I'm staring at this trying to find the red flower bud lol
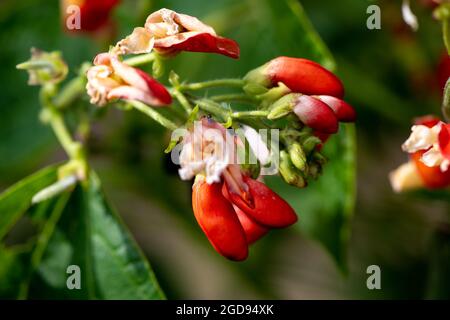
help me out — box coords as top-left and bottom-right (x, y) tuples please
(317, 95), (356, 122)
(292, 95), (339, 134)
(223, 176), (298, 228)
(411, 150), (450, 188)
(246, 56), (344, 98)
(192, 180), (248, 261)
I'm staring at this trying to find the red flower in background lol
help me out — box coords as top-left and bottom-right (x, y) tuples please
(390, 115), (450, 191)
(61, 0), (120, 33)
(113, 8), (239, 59)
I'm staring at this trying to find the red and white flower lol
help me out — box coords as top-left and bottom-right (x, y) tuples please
(86, 52), (172, 107)
(390, 116), (450, 191)
(113, 8), (240, 59)
(177, 119), (297, 260)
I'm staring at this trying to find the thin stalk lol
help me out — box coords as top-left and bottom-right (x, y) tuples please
(123, 53), (156, 67)
(127, 100), (178, 130)
(172, 89), (193, 114)
(211, 93), (258, 104)
(179, 78), (245, 91)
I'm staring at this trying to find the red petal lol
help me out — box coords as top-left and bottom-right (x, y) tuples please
(267, 57), (344, 98)
(413, 115), (441, 128)
(154, 32), (240, 59)
(317, 95), (356, 122)
(411, 150), (450, 188)
(65, 0), (120, 32)
(438, 123), (450, 160)
(293, 95), (339, 134)
(134, 68), (172, 105)
(223, 176), (298, 228)
(192, 180), (248, 261)
(233, 206), (269, 245)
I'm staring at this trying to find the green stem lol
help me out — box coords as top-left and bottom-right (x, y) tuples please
(232, 110), (268, 118)
(443, 19), (450, 56)
(211, 93), (258, 104)
(172, 89), (193, 114)
(193, 98), (230, 121)
(53, 76), (85, 109)
(47, 108), (82, 159)
(179, 78), (245, 91)
(123, 53), (156, 67)
(443, 77), (450, 122)
(127, 100), (178, 130)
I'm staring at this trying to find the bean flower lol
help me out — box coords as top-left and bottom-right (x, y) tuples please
(61, 0), (120, 33)
(86, 52), (172, 107)
(247, 56), (356, 138)
(113, 8), (240, 59)
(390, 116), (450, 192)
(178, 119), (297, 260)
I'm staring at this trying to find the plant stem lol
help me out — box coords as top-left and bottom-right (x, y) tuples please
(232, 110), (268, 118)
(53, 76), (85, 109)
(172, 89), (193, 114)
(123, 53), (156, 67)
(47, 108), (82, 159)
(193, 98), (230, 121)
(179, 78), (245, 91)
(211, 93), (258, 104)
(443, 78), (450, 122)
(127, 100), (178, 130)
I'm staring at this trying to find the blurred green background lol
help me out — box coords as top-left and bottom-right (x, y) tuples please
(0, 0), (449, 299)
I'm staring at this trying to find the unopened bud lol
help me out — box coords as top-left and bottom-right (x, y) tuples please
(279, 150), (306, 188)
(288, 143), (307, 172)
(17, 48), (68, 85)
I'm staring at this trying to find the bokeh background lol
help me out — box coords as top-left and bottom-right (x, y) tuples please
(0, 0), (449, 299)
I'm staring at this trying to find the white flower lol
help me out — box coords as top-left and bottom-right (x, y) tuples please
(178, 120), (235, 184)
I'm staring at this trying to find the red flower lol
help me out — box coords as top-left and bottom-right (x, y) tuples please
(114, 8), (239, 59)
(245, 56), (345, 98)
(61, 0), (120, 33)
(86, 53), (172, 106)
(390, 115), (450, 191)
(192, 175), (297, 261)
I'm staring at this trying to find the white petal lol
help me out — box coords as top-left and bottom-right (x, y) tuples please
(242, 125), (271, 165)
(402, 0), (418, 31)
(389, 161), (423, 193)
(402, 125), (438, 153)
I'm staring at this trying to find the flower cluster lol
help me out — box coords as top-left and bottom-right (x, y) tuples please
(82, 8), (355, 260)
(243, 56), (356, 187)
(390, 116), (450, 191)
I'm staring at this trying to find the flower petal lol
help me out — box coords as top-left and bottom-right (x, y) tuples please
(389, 161), (424, 192)
(412, 150), (450, 188)
(113, 27), (154, 55)
(317, 95), (356, 122)
(266, 57), (344, 98)
(438, 123), (450, 160)
(223, 176), (298, 228)
(293, 95), (339, 134)
(192, 180), (248, 261)
(154, 32), (240, 59)
(233, 205), (269, 245)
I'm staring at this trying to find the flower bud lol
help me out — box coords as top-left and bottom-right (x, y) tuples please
(316, 95), (356, 122)
(244, 56), (344, 98)
(288, 143), (307, 172)
(17, 48), (68, 85)
(279, 150), (307, 188)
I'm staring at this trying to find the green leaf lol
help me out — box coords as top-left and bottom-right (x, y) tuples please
(29, 172), (165, 300)
(265, 124), (357, 272)
(0, 164), (59, 240)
